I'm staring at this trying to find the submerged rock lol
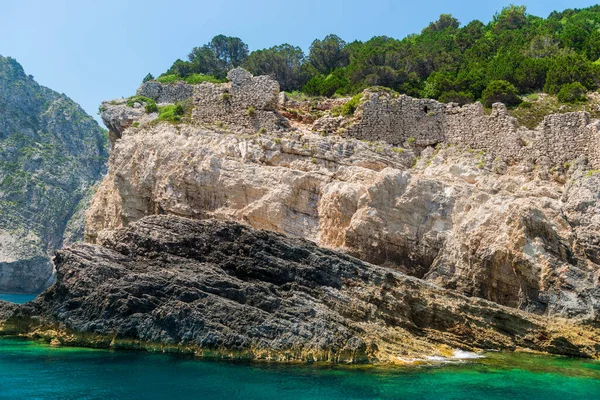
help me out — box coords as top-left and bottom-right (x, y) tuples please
(2, 215), (599, 362)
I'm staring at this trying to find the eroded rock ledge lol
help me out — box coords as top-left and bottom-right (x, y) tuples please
(1, 215), (599, 363)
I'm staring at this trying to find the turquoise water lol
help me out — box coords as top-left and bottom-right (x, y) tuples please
(0, 293), (37, 304)
(1, 338), (599, 399)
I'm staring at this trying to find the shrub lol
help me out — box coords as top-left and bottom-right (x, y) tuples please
(340, 93), (363, 117)
(246, 106), (256, 117)
(303, 73), (344, 97)
(145, 101), (159, 113)
(481, 80), (521, 107)
(557, 82), (587, 103)
(158, 104), (185, 123)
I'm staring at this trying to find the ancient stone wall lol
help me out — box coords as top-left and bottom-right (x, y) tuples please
(137, 81), (194, 104)
(136, 69), (289, 133)
(346, 91), (446, 147)
(192, 68), (289, 133)
(345, 91), (600, 168)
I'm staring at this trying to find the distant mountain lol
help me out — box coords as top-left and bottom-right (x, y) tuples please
(0, 55), (109, 293)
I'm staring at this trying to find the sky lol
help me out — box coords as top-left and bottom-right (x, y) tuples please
(1, 0), (598, 126)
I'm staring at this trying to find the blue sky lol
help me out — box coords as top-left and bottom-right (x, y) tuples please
(2, 0), (598, 126)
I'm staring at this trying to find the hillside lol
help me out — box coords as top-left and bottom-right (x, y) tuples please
(0, 56), (109, 293)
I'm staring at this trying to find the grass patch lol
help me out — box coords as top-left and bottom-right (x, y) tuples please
(285, 91), (312, 102)
(156, 73), (223, 85)
(156, 74), (182, 84)
(185, 73), (224, 84)
(158, 104), (185, 123)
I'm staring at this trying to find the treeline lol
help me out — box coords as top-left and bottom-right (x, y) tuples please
(149, 5), (600, 105)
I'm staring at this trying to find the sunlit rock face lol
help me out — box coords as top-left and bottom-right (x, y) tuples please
(91, 69), (600, 324)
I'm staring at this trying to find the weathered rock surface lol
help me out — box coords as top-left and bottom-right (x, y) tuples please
(86, 117), (600, 324)
(89, 69), (600, 339)
(2, 215), (599, 362)
(0, 56), (109, 293)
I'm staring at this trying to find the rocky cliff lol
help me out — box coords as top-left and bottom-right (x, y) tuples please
(89, 69), (600, 328)
(1, 215), (599, 362)
(0, 56), (109, 293)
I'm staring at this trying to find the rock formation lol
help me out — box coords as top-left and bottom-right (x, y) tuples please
(1, 215), (599, 362)
(0, 56), (109, 293)
(90, 69), (600, 327)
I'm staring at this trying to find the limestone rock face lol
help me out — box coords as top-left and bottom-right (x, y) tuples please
(3, 215), (599, 362)
(0, 56), (109, 293)
(89, 71), (600, 329)
(85, 118), (600, 324)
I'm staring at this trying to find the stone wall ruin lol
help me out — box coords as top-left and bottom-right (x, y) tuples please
(345, 90), (600, 168)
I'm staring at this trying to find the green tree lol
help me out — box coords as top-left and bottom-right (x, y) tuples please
(544, 53), (597, 93)
(422, 14), (460, 34)
(308, 34), (349, 74)
(187, 35), (249, 79)
(142, 73), (154, 83)
(207, 34), (249, 69)
(166, 59), (195, 77)
(187, 47), (223, 78)
(493, 5), (528, 32)
(244, 44), (308, 91)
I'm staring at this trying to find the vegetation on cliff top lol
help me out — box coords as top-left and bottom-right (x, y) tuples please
(149, 5), (600, 105)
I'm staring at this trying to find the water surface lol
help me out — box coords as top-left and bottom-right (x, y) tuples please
(0, 337), (599, 399)
(0, 293), (37, 304)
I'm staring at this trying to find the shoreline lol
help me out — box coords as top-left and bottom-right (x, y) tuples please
(1, 332), (592, 368)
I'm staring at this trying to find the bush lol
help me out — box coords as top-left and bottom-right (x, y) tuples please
(158, 103), (186, 123)
(557, 82), (587, 103)
(303, 73), (344, 97)
(340, 93), (363, 116)
(481, 80), (521, 107)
